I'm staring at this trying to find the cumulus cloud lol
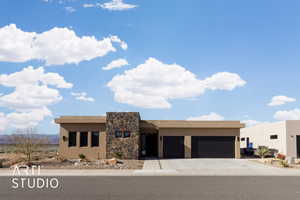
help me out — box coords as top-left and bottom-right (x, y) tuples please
(274, 108), (300, 120)
(101, 0), (137, 11)
(83, 4), (95, 8)
(242, 120), (265, 127)
(0, 24), (127, 66)
(84, 0), (137, 11)
(6, 108), (52, 129)
(187, 113), (224, 121)
(0, 66), (72, 131)
(107, 57), (246, 108)
(71, 92), (95, 102)
(65, 6), (76, 13)
(268, 95), (296, 106)
(102, 58), (129, 70)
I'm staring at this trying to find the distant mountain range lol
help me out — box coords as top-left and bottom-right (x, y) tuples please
(0, 134), (59, 144)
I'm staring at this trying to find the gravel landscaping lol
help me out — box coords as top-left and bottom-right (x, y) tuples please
(0, 152), (144, 170)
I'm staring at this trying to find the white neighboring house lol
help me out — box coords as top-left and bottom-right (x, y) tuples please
(240, 120), (300, 158)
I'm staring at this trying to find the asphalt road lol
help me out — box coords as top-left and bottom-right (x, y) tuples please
(0, 176), (300, 200)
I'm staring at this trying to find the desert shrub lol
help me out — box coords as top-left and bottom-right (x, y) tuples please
(9, 128), (49, 162)
(255, 146), (271, 159)
(280, 160), (289, 168)
(78, 154), (86, 160)
(276, 153), (286, 160)
(114, 152), (123, 159)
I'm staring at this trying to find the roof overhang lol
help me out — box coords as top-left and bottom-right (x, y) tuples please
(143, 120), (245, 129)
(55, 116), (245, 129)
(55, 116), (106, 124)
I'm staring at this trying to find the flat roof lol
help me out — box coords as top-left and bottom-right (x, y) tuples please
(142, 120), (244, 129)
(55, 116), (106, 124)
(55, 116), (245, 128)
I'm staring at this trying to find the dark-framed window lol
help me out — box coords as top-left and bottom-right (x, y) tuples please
(91, 132), (100, 147)
(115, 131), (122, 138)
(124, 131), (131, 138)
(270, 135), (278, 140)
(241, 137), (245, 141)
(68, 132), (77, 147)
(80, 132), (88, 147)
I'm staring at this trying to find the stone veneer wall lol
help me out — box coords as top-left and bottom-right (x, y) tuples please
(106, 112), (140, 159)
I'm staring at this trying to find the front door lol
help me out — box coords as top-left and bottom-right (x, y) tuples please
(297, 136), (300, 158)
(145, 134), (158, 157)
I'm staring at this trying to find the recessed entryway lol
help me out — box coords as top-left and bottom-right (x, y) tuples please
(297, 136), (300, 158)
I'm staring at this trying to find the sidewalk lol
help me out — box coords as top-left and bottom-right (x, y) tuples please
(2, 167), (300, 176)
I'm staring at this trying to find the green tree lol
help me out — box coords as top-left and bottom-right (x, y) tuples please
(255, 146), (270, 159)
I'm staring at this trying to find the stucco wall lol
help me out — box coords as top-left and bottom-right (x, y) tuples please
(286, 120), (300, 157)
(240, 121), (286, 154)
(58, 123), (106, 160)
(158, 128), (240, 136)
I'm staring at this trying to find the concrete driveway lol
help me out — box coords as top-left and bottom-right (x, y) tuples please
(157, 159), (300, 176)
(160, 159), (272, 170)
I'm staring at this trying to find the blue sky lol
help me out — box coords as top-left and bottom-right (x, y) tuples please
(0, 0), (300, 134)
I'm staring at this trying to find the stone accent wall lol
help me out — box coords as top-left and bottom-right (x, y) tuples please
(106, 112), (140, 159)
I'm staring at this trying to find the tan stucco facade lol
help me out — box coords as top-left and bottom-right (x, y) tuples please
(56, 114), (244, 160)
(58, 123), (106, 159)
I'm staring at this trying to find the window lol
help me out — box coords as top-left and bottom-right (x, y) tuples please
(241, 137), (245, 141)
(270, 135), (278, 140)
(68, 132), (77, 147)
(91, 132), (100, 147)
(115, 130), (122, 138)
(80, 132), (88, 147)
(124, 131), (131, 138)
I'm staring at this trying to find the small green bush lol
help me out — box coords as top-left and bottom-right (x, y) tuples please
(280, 160), (289, 168)
(255, 146), (271, 159)
(78, 154), (86, 160)
(114, 152), (123, 159)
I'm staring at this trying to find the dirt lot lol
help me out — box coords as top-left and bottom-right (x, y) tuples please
(0, 152), (144, 170)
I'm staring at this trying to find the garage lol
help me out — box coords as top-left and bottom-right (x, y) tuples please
(163, 136), (184, 158)
(192, 136), (235, 158)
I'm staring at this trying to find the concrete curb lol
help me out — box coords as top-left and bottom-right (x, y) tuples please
(2, 168), (300, 176)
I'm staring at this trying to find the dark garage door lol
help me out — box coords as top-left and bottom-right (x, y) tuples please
(192, 136), (235, 158)
(163, 136), (184, 158)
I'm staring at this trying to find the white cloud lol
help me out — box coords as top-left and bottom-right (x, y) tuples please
(107, 57), (246, 109)
(187, 113), (225, 121)
(101, 0), (137, 11)
(0, 66), (72, 89)
(83, 0), (137, 11)
(274, 108), (300, 120)
(268, 95), (296, 106)
(0, 66), (72, 131)
(83, 4), (95, 8)
(71, 92), (95, 102)
(65, 6), (76, 13)
(0, 66), (72, 111)
(6, 108), (52, 129)
(0, 24), (127, 66)
(242, 120), (263, 127)
(102, 58), (129, 70)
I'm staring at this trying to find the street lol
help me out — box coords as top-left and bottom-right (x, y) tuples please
(0, 176), (300, 200)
